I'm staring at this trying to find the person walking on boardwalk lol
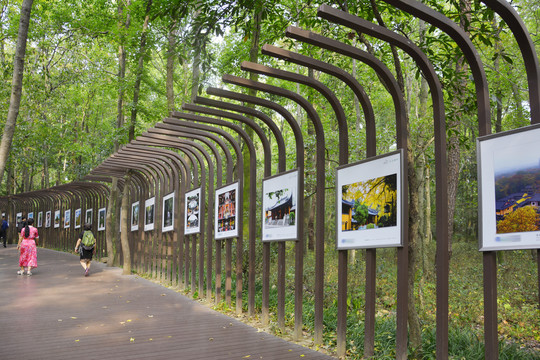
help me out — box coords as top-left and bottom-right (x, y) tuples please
(1, 215), (8, 247)
(74, 224), (96, 276)
(17, 218), (38, 276)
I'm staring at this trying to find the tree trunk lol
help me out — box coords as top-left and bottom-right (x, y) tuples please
(115, 0), (131, 151)
(166, 19), (177, 113)
(190, 2), (202, 103)
(447, 0), (472, 254)
(120, 172), (132, 275)
(22, 165), (29, 193)
(0, 0), (33, 184)
(129, 0), (152, 142)
(43, 151), (49, 189)
(306, 67), (316, 251)
(106, 177), (119, 266)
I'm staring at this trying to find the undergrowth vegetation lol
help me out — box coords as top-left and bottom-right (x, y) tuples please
(226, 240), (539, 359)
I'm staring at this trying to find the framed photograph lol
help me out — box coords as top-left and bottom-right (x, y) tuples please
(144, 197), (155, 231)
(478, 124), (540, 251)
(262, 169), (299, 241)
(85, 208), (93, 225)
(28, 212), (34, 220)
(336, 150), (403, 250)
(131, 201), (139, 231)
(54, 210), (60, 228)
(16, 212), (22, 225)
(64, 209), (71, 229)
(215, 182), (239, 240)
(37, 212), (43, 228)
(98, 207), (106, 231)
(162, 192), (175, 233)
(74, 208), (82, 229)
(185, 188), (201, 235)
(45, 211), (51, 228)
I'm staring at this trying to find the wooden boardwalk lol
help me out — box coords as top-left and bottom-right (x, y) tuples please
(0, 246), (334, 360)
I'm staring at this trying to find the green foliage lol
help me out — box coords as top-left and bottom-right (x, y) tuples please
(352, 202), (368, 226)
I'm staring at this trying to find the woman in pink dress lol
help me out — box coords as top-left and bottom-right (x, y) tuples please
(17, 218), (38, 276)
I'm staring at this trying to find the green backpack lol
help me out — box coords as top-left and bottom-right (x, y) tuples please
(81, 230), (96, 249)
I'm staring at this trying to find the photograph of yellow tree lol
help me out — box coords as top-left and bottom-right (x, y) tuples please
(342, 174), (398, 231)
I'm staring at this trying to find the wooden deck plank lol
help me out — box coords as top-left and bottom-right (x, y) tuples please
(0, 246), (334, 360)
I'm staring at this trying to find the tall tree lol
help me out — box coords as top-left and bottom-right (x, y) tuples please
(129, 0), (153, 142)
(0, 0), (33, 185)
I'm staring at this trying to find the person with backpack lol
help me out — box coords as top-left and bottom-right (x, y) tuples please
(74, 223), (96, 276)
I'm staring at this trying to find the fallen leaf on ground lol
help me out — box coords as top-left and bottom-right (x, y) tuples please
(130, 337), (135, 342)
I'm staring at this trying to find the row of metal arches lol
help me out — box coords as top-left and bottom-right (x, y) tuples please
(2, 2), (539, 359)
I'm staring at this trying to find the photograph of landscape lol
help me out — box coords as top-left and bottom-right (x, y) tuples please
(341, 174), (398, 232)
(494, 150), (540, 234)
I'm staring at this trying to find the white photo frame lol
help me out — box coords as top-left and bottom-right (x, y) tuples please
(131, 201), (139, 232)
(45, 211), (52, 228)
(185, 188), (201, 235)
(37, 211), (43, 228)
(262, 169), (299, 241)
(64, 209), (71, 229)
(16, 212), (22, 225)
(98, 207), (106, 231)
(478, 124), (540, 251)
(336, 150), (403, 250)
(162, 192), (175, 233)
(144, 197), (155, 231)
(74, 208), (82, 229)
(28, 212), (34, 220)
(85, 208), (93, 225)
(54, 210), (60, 228)
(215, 182), (239, 240)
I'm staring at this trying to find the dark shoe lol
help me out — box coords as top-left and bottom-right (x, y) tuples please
(84, 268), (89, 277)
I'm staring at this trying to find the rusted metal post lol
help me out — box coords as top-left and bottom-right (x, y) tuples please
(148, 124), (233, 304)
(181, 103), (270, 315)
(286, 25), (408, 357)
(205, 87), (306, 339)
(260, 42), (380, 356)
(222, 73), (328, 343)
(163, 117), (244, 313)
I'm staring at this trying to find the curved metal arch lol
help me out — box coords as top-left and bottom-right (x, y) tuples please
(285, 26), (407, 153)
(240, 61), (349, 165)
(261, 44), (376, 157)
(152, 124), (234, 184)
(383, 0), (491, 134)
(182, 103), (272, 177)
(193, 96), (286, 172)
